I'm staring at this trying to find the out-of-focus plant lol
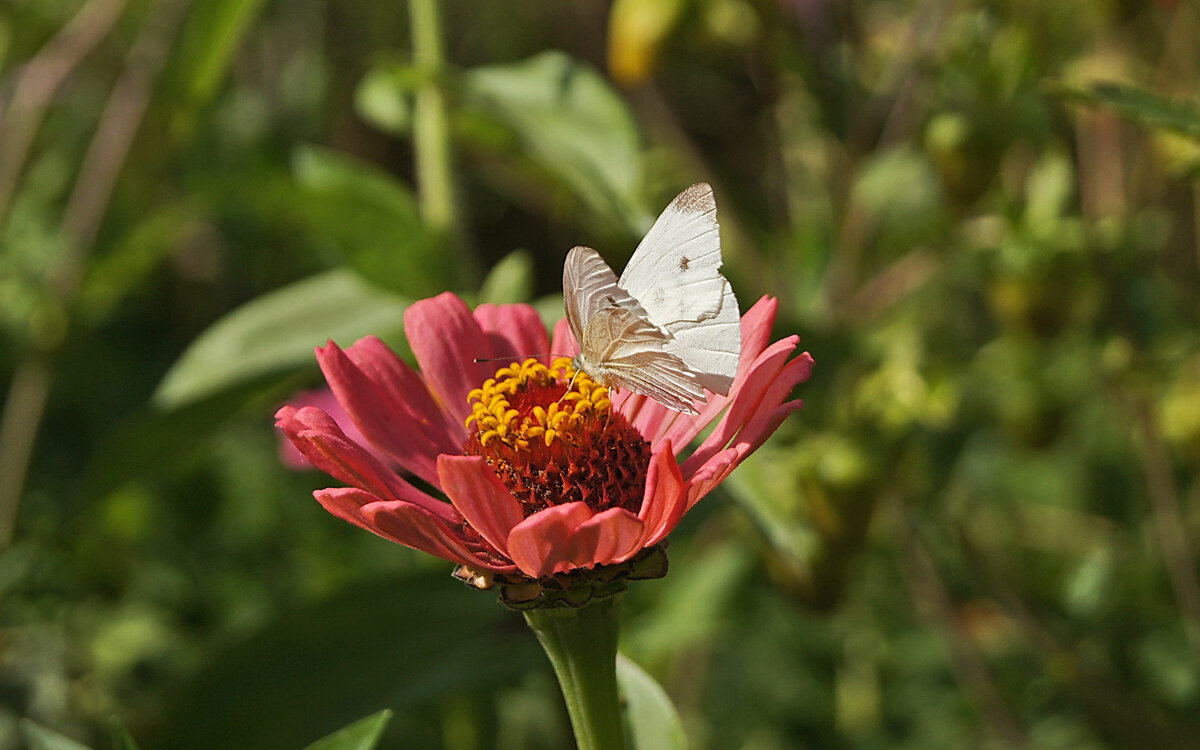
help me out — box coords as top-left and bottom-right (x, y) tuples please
(5, 0), (1200, 748)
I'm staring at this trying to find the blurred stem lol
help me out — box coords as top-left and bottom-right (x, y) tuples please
(0, 0), (129, 231)
(897, 505), (1026, 747)
(0, 0), (190, 549)
(524, 596), (628, 750)
(56, 0), (192, 297)
(1132, 397), (1200, 663)
(0, 360), (51, 547)
(409, 0), (455, 236)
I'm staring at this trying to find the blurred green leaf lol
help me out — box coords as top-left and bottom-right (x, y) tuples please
(78, 203), (197, 325)
(291, 145), (456, 296)
(618, 654), (688, 750)
(109, 721), (140, 750)
(302, 710), (393, 750)
(18, 721), (94, 750)
(624, 544), (754, 671)
(463, 51), (646, 233)
(173, 0), (270, 110)
(723, 445), (816, 571)
(479, 249), (534, 304)
(85, 372), (294, 500)
(354, 61), (424, 136)
(153, 269), (409, 408)
(1051, 81), (1200, 140)
(151, 572), (542, 750)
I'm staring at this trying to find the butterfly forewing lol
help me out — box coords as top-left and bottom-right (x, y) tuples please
(620, 184), (723, 323)
(561, 184), (743, 413)
(617, 183), (741, 395)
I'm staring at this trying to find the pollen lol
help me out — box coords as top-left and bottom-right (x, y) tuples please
(464, 357), (651, 517)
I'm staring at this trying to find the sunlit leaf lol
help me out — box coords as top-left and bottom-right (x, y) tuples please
(153, 269), (409, 408)
(302, 710), (393, 750)
(618, 654), (688, 750)
(479, 249), (534, 304)
(463, 51), (647, 233)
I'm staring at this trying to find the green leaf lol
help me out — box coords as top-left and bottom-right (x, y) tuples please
(479, 249), (534, 304)
(154, 269), (409, 408)
(354, 61), (425, 136)
(618, 654), (688, 750)
(150, 572), (543, 750)
(18, 720), (95, 750)
(291, 145), (458, 296)
(1050, 81), (1200, 140)
(463, 51), (647, 233)
(174, 0), (270, 109)
(302, 710), (393, 750)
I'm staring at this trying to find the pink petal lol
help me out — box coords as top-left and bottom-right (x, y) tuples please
(316, 339), (460, 488)
(607, 296), (784, 450)
(681, 344), (814, 479)
(314, 485), (464, 537)
(278, 388), (385, 469)
(615, 390), (700, 449)
(683, 444), (750, 511)
(344, 335), (466, 443)
(276, 405), (455, 522)
(637, 443), (689, 548)
(404, 292), (498, 426)
(335, 491), (517, 572)
(550, 317), (580, 358)
(437, 455), (525, 558)
(654, 296), (785, 450)
(738, 296), (782, 368)
(506, 502), (595, 578)
(474, 304), (551, 362)
(567, 508), (645, 567)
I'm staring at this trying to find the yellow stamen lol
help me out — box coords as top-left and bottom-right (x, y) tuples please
(463, 357), (610, 450)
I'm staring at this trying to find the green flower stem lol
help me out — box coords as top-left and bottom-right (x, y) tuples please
(408, 0), (455, 235)
(523, 595), (628, 750)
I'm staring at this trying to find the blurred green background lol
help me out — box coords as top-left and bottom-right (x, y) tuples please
(4, 0), (1200, 748)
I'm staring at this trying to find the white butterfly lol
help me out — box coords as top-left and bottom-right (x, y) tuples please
(563, 183), (742, 415)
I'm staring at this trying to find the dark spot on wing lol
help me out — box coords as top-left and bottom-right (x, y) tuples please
(679, 256), (690, 271)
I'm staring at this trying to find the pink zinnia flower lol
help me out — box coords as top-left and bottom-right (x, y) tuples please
(275, 292), (812, 587)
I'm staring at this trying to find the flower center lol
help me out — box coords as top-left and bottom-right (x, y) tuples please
(464, 357), (652, 517)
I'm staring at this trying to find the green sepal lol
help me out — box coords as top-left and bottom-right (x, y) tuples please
(452, 544), (670, 610)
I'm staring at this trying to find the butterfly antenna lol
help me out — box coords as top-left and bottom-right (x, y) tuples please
(473, 353), (560, 364)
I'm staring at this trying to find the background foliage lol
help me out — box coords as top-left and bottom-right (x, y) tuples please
(3, 0), (1200, 747)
